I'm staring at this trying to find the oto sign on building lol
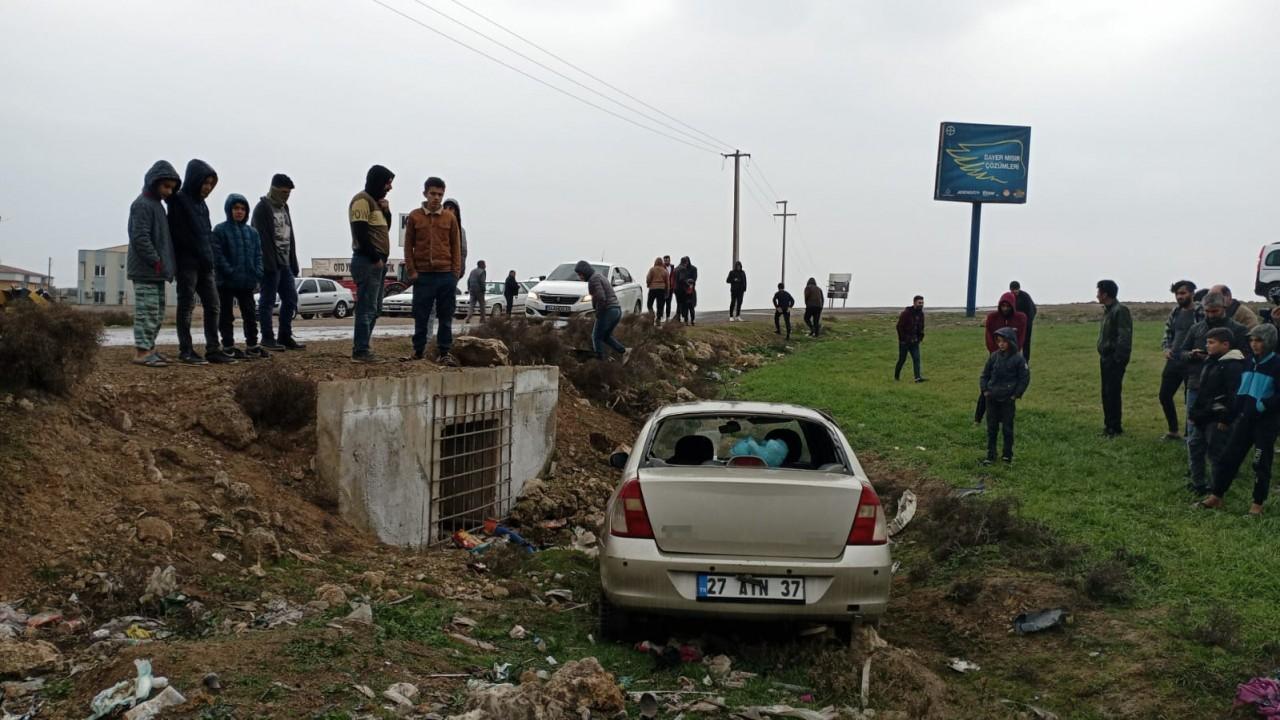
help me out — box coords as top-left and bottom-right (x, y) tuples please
(933, 122), (1032, 316)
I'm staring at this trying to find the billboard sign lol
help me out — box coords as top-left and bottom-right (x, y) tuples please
(827, 273), (851, 299)
(934, 122), (1031, 203)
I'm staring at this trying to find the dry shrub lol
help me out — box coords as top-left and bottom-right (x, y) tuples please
(1082, 557), (1136, 605)
(920, 495), (1057, 561)
(809, 646), (951, 718)
(1184, 604), (1241, 649)
(0, 302), (102, 395)
(233, 365), (317, 431)
(945, 578), (984, 605)
(97, 309), (133, 327)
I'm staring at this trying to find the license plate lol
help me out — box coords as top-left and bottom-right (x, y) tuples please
(696, 574), (805, 604)
(546, 305), (573, 313)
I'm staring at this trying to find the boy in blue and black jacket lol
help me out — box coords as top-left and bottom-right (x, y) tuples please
(212, 194), (267, 359)
(1185, 327), (1244, 494)
(980, 326), (1030, 464)
(1204, 323), (1280, 516)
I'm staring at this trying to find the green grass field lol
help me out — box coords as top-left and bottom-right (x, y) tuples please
(732, 312), (1280, 705)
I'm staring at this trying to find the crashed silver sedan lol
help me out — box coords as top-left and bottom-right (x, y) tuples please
(599, 401), (892, 638)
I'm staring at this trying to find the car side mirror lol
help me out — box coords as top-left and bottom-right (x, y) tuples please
(609, 451), (629, 469)
(612, 277), (624, 287)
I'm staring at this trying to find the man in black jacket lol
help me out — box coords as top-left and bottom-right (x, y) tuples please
(503, 271), (519, 315)
(349, 165), (395, 362)
(1158, 280), (1200, 440)
(726, 261), (746, 322)
(252, 174), (303, 351)
(1008, 281), (1037, 362)
(169, 159), (233, 364)
(772, 283), (794, 339)
(1185, 327), (1244, 494)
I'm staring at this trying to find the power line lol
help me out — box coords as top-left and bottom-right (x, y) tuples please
(447, 0), (736, 150)
(406, 0), (723, 153)
(740, 174), (773, 216)
(746, 158), (782, 200)
(367, 0), (720, 155)
(741, 167), (774, 216)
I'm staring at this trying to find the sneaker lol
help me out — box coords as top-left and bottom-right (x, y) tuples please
(436, 352), (460, 367)
(980, 458), (994, 466)
(281, 338), (307, 351)
(914, 377), (928, 383)
(401, 351), (426, 362)
(246, 345), (271, 359)
(206, 350), (238, 364)
(351, 352), (378, 364)
(178, 350), (208, 365)
(226, 347), (249, 360)
(261, 340), (285, 351)
(1161, 432), (1182, 441)
(1001, 456), (1013, 464)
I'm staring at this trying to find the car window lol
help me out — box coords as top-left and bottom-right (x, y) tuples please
(644, 414), (845, 471)
(298, 279), (318, 294)
(318, 279), (336, 292)
(618, 267), (633, 283)
(521, 282), (535, 292)
(546, 263), (608, 281)
(1267, 250), (1280, 267)
(486, 282), (504, 295)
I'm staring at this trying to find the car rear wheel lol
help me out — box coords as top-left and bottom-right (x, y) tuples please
(300, 313), (314, 320)
(598, 593), (634, 642)
(334, 301), (349, 319)
(491, 303), (504, 317)
(633, 300), (642, 315)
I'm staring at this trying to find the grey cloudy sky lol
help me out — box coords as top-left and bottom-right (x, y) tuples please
(1, 0), (1276, 310)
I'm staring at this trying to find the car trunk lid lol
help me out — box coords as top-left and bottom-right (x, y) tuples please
(638, 467), (859, 559)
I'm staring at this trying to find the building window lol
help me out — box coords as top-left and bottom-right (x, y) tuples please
(118, 291), (126, 305)
(93, 291), (105, 304)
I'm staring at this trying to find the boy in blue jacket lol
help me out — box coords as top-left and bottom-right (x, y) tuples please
(1202, 323), (1280, 516)
(980, 326), (1030, 464)
(212, 194), (268, 359)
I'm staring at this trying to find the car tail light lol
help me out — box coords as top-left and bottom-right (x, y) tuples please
(610, 477), (654, 539)
(848, 482), (887, 545)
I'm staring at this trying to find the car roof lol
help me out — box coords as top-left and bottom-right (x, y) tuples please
(651, 401), (835, 425)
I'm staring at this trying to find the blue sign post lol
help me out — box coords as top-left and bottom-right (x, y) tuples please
(934, 122), (1031, 317)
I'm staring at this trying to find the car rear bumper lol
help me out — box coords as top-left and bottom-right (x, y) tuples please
(600, 535), (892, 622)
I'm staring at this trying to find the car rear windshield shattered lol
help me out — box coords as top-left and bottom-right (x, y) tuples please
(645, 415), (847, 471)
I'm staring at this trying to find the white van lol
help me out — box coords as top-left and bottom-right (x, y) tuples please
(1256, 242), (1280, 298)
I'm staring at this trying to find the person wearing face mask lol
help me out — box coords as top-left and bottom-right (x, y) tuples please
(252, 174), (302, 351)
(349, 164), (395, 363)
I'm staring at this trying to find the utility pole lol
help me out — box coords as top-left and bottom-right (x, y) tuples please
(722, 150), (750, 265)
(773, 201), (796, 287)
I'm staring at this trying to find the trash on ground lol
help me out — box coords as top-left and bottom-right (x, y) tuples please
(952, 482), (986, 499)
(123, 686), (186, 720)
(1013, 608), (1070, 634)
(637, 691), (660, 718)
(1234, 676), (1280, 716)
(451, 530), (490, 553)
(91, 617), (170, 644)
(508, 625), (527, 640)
(887, 490), (917, 537)
(344, 603), (373, 625)
(947, 658), (981, 673)
(253, 599), (307, 629)
(545, 655), (557, 666)
(458, 657), (625, 719)
(544, 589), (573, 604)
(88, 659), (169, 720)
(484, 522), (537, 553)
(538, 519), (568, 530)
(352, 684), (375, 699)
(448, 633), (497, 651)
(999, 699), (1060, 719)
(736, 705), (839, 720)
(201, 673), (222, 693)
(569, 528), (599, 557)
(492, 663), (512, 682)
(210, 552), (226, 563)
(450, 615), (478, 630)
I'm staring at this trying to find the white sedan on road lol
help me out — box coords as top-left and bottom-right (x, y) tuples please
(255, 278), (354, 320)
(380, 281), (536, 318)
(598, 401), (892, 640)
(526, 262), (643, 320)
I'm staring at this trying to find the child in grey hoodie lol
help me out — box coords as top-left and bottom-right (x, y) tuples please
(980, 326), (1031, 463)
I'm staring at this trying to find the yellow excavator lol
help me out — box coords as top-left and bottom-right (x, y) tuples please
(0, 285), (50, 310)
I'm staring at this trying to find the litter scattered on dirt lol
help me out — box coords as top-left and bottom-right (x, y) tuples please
(887, 489), (917, 537)
(1234, 676), (1280, 716)
(1013, 608), (1071, 634)
(454, 656), (625, 720)
(947, 658), (981, 673)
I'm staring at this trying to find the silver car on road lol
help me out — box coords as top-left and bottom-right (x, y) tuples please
(599, 401), (891, 639)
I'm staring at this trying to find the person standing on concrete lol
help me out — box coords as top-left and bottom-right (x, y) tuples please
(169, 159), (233, 364)
(466, 260), (487, 323)
(576, 260), (629, 362)
(662, 255), (676, 322)
(252, 174), (303, 352)
(803, 277), (823, 337)
(1097, 279), (1133, 437)
(1158, 280), (1200, 440)
(212, 194), (267, 359)
(895, 295), (926, 382)
(443, 199), (467, 269)
(349, 164), (395, 362)
(127, 160), (181, 368)
(1211, 284), (1259, 329)
(773, 283), (794, 339)
(645, 257), (668, 324)
(503, 270), (519, 316)
(1008, 281), (1038, 362)
(726, 261), (747, 323)
(403, 176), (462, 365)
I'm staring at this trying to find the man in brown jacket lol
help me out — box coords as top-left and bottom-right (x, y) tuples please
(403, 177), (462, 364)
(645, 256), (668, 325)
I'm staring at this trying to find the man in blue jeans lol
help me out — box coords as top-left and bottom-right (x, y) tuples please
(251, 174), (304, 351)
(402, 177), (463, 365)
(576, 260), (630, 363)
(349, 165), (395, 362)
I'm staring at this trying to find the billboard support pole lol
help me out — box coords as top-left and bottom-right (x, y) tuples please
(965, 202), (982, 318)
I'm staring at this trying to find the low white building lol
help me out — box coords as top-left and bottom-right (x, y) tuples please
(77, 245), (177, 307)
(0, 263), (52, 291)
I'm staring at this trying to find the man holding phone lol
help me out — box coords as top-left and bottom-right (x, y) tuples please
(1178, 290), (1247, 473)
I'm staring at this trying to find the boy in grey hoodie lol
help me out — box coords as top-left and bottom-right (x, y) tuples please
(980, 326), (1030, 464)
(127, 161), (181, 367)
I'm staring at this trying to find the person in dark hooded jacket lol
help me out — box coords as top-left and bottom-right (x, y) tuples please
(674, 257), (698, 325)
(127, 160), (181, 367)
(1201, 323), (1280, 516)
(212, 194), (266, 359)
(168, 159), (233, 364)
(726, 262), (746, 322)
(576, 260), (629, 362)
(980, 326), (1030, 464)
(349, 164), (395, 362)
(1008, 281), (1037, 361)
(1184, 327), (1244, 494)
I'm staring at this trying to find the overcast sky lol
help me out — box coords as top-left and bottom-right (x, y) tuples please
(2, 0), (1277, 310)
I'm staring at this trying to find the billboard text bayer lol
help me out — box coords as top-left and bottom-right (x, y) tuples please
(934, 122), (1031, 204)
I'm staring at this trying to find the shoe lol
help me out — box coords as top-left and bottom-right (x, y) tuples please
(1001, 456), (1013, 464)
(774, 329), (781, 335)
(894, 376), (900, 382)
(980, 458), (994, 466)
(914, 377), (927, 383)
(281, 338), (307, 351)
(1186, 483), (1210, 496)
(178, 350), (208, 365)
(206, 350), (237, 364)
(351, 352), (378, 364)
(1161, 432), (1182, 441)
(246, 345), (271, 359)
(400, 351), (425, 362)
(153, 351), (173, 363)
(436, 352), (460, 367)
(261, 340), (285, 351)
(226, 347), (249, 360)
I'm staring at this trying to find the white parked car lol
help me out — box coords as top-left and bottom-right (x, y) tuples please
(1256, 242), (1280, 298)
(526, 262), (643, 320)
(380, 281), (536, 318)
(255, 278), (353, 320)
(598, 401), (892, 640)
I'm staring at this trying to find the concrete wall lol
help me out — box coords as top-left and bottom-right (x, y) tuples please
(316, 366), (559, 547)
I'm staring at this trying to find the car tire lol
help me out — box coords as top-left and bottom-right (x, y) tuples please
(334, 301), (349, 319)
(633, 300), (642, 315)
(1260, 282), (1279, 300)
(598, 593), (633, 642)
(492, 303), (504, 317)
(300, 313), (314, 320)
